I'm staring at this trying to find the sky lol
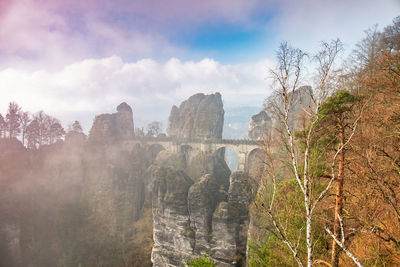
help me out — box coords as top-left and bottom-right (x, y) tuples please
(0, 0), (399, 131)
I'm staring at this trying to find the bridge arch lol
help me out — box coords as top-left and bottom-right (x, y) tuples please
(124, 138), (260, 172)
(214, 146), (239, 171)
(148, 143), (166, 159)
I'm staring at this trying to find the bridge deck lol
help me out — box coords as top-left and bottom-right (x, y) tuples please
(131, 136), (259, 146)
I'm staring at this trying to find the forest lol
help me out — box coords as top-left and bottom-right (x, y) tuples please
(249, 17), (400, 267)
(0, 16), (399, 267)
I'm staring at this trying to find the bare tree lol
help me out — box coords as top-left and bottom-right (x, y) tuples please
(0, 114), (5, 138)
(49, 121), (65, 144)
(261, 40), (363, 267)
(34, 111), (61, 145)
(146, 121), (162, 137)
(134, 127), (145, 137)
(29, 111), (65, 146)
(26, 119), (40, 149)
(19, 111), (31, 146)
(33, 111), (48, 145)
(6, 102), (21, 139)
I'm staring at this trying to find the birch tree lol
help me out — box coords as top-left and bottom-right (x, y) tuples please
(258, 40), (362, 267)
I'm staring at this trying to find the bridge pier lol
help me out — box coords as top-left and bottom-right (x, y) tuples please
(237, 152), (247, 172)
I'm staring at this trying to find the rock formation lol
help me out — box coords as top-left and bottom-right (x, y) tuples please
(289, 85), (313, 131)
(88, 102), (134, 143)
(152, 93), (252, 266)
(167, 93), (224, 139)
(84, 103), (157, 265)
(211, 171), (252, 266)
(0, 96), (259, 267)
(151, 167), (194, 266)
(151, 166), (252, 266)
(262, 86), (313, 139)
(248, 110), (272, 140)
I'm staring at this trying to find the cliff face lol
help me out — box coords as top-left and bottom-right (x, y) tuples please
(84, 103), (156, 266)
(167, 93), (224, 139)
(152, 93), (252, 266)
(151, 167), (194, 266)
(86, 103), (146, 230)
(151, 165), (252, 266)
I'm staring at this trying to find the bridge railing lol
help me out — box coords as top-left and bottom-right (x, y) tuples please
(131, 136), (259, 146)
(216, 138), (259, 146)
(132, 136), (173, 142)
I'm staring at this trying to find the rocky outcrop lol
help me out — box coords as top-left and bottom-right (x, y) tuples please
(152, 92), (255, 266)
(261, 86), (313, 139)
(167, 93), (224, 139)
(209, 171), (252, 266)
(188, 174), (227, 254)
(248, 111), (271, 140)
(83, 103), (164, 266)
(151, 151), (252, 266)
(151, 167), (194, 266)
(186, 150), (231, 185)
(88, 102), (134, 144)
(85, 103), (149, 232)
(289, 86), (313, 131)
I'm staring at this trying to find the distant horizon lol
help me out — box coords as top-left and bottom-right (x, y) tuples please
(0, 95), (263, 139)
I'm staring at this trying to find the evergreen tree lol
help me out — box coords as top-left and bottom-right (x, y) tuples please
(71, 120), (83, 133)
(317, 90), (360, 266)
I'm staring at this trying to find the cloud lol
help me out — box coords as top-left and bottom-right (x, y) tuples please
(1, 0), (397, 133)
(55, 0), (266, 25)
(0, 56), (274, 131)
(1, 0), (398, 69)
(0, 0), (276, 68)
(0, 0), (85, 67)
(0, 0), (185, 68)
(271, 0), (400, 53)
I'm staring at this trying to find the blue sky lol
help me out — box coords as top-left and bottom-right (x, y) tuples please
(182, 20), (270, 63)
(0, 0), (399, 130)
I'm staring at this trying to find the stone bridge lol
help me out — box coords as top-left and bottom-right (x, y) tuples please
(125, 137), (261, 171)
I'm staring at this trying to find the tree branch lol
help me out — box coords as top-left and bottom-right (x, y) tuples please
(325, 228), (363, 267)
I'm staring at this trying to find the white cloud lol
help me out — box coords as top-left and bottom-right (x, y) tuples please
(0, 57), (274, 131)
